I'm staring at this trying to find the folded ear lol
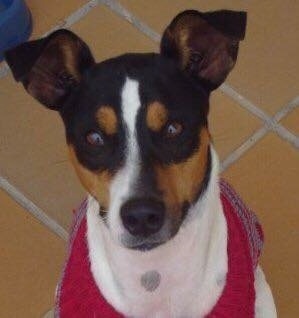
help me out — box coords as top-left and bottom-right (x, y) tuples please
(160, 10), (247, 91)
(5, 29), (95, 110)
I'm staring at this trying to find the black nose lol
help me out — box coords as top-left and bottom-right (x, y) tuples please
(120, 199), (165, 237)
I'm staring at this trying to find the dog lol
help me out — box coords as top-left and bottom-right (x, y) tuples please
(5, 9), (277, 318)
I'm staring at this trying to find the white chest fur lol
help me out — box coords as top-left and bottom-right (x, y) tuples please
(86, 148), (228, 317)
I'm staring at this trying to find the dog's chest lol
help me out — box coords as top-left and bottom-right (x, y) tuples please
(108, 255), (225, 318)
(117, 273), (225, 318)
(87, 186), (229, 318)
(56, 179), (263, 318)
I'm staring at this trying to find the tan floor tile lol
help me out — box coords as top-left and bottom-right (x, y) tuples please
(209, 91), (262, 160)
(0, 189), (65, 318)
(119, 0), (242, 34)
(281, 106), (299, 137)
(119, 0), (299, 114)
(27, 0), (86, 38)
(223, 133), (299, 317)
(0, 74), (85, 229)
(70, 5), (157, 61)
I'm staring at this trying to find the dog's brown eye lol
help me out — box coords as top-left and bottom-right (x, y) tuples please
(86, 131), (104, 146)
(165, 122), (183, 138)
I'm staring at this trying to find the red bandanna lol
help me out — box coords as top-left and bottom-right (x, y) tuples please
(55, 180), (263, 317)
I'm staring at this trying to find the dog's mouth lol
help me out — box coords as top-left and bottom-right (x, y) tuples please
(119, 221), (180, 252)
(120, 232), (170, 252)
(125, 241), (164, 251)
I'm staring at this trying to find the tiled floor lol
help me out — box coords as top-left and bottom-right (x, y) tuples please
(0, 1), (298, 317)
(0, 189), (65, 318)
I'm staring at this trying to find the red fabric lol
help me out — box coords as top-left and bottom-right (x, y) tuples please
(55, 212), (122, 317)
(55, 181), (263, 317)
(206, 189), (255, 317)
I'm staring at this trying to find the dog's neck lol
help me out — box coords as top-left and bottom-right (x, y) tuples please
(86, 147), (228, 317)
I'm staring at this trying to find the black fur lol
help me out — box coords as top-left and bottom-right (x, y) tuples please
(60, 53), (209, 176)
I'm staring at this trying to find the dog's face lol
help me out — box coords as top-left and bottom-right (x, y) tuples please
(6, 10), (246, 250)
(64, 56), (211, 250)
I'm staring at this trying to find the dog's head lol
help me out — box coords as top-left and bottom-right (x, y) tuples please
(6, 10), (246, 251)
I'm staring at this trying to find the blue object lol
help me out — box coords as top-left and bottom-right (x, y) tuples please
(0, 0), (32, 61)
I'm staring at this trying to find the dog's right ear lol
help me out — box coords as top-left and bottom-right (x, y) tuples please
(5, 29), (95, 110)
(160, 10), (247, 92)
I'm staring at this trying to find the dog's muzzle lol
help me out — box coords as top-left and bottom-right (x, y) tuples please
(120, 198), (168, 251)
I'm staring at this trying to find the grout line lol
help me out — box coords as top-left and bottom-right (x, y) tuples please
(221, 120), (299, 173)
(272, 95), (299, 122)
(0, 176), (68, 241)
(267, 95), (299, 148)
(102, 0), (161, 42)
(220, 126), (268, 172)
(220, 84), (299, 148)
(274, 125), (299, 148)
(0, 0), (100, 79)
(220, 95), (299, 171)
(43, 0), (99, 35)
(220, 83), (272, 124)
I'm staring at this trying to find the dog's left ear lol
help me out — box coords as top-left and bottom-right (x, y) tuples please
(161, 10), (247, 91)
(5, 29), (95, 110)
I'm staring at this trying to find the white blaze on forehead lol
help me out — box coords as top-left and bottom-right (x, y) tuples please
(122, 78), (141, 140)
(121, 77), (141, 170)
(108, 77), (141, 236)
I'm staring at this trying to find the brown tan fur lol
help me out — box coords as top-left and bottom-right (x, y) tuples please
(96, 106), (118, 135)
(154, 128), (210, 219)
(146, 102), (169, 132)
(68, 146), (111, 210)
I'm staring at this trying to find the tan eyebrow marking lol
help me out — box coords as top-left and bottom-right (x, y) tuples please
(96, 106), (118, 135)
(146, 102), (168, 132)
